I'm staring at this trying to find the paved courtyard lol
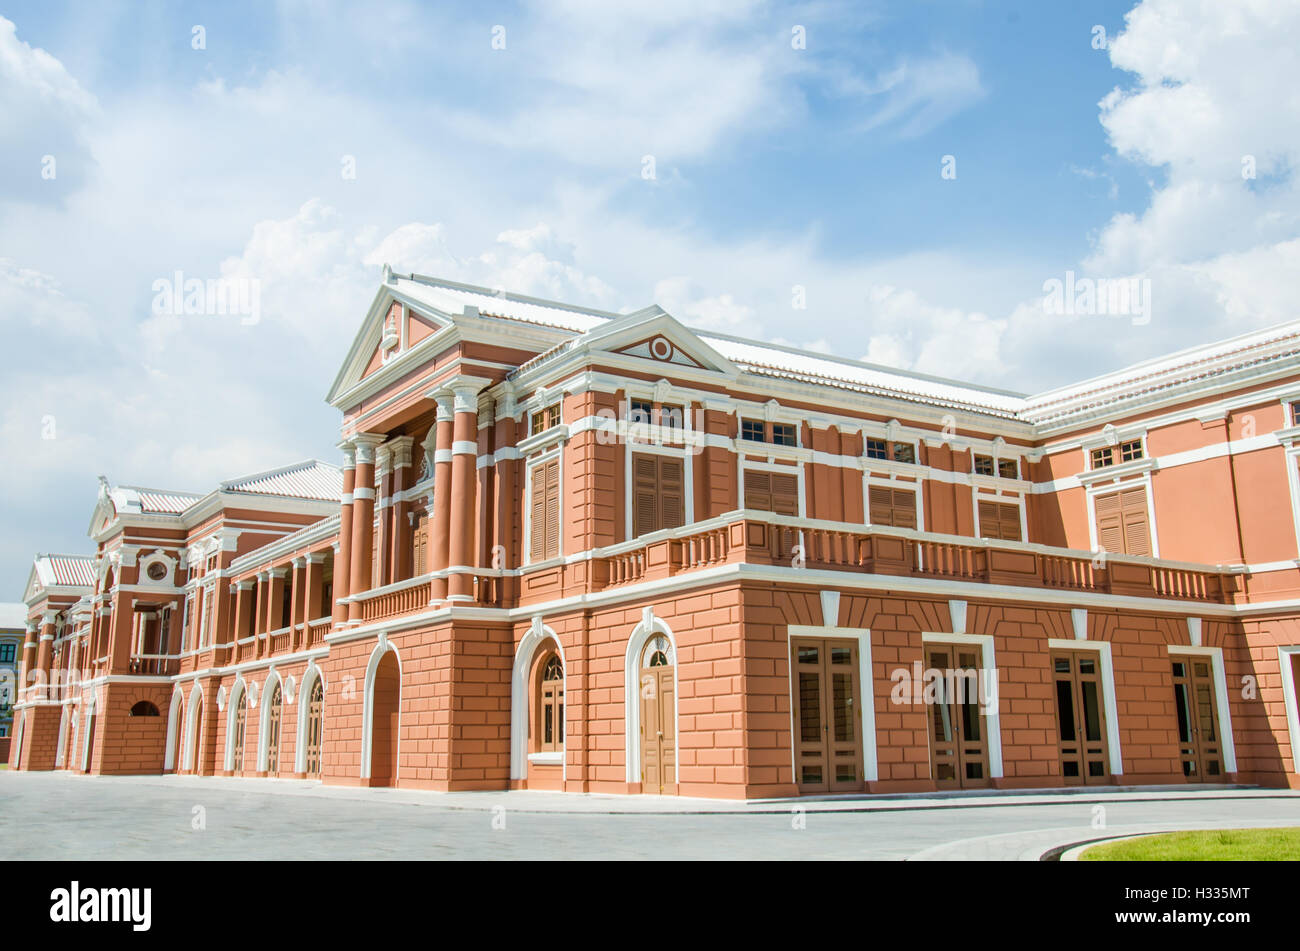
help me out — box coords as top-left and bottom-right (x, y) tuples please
(3, 771), (1299, 860)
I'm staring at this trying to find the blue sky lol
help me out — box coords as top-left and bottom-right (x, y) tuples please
(2, 0), (1297, 589)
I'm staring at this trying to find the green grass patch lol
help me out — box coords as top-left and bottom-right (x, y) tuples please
(1081, 828), (1300, 861)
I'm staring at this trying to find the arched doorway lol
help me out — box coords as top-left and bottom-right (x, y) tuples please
(184, 686), (204, 773)
(55, 708), (69, 768)
(638, 634), (676, 795)
(81, 697), (97, 774)
(265, 682), (283, 776)
(165, 690), (184, 773)
(368, 650), (400, 786)
(231, 688), (248, 773)
(303, 677), (324, 777)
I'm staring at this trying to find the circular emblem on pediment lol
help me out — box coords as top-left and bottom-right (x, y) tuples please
(649, 336), (673, 361)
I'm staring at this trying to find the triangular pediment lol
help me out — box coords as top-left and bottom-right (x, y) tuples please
(327, 282), (456, 405)
(585, 306), (738, 377)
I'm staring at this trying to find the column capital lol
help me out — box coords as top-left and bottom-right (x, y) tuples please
(352, 432), (386, 466)
(450, 376), (492, 413)
(337, 439), (357, 469)
(387, 435), (416, 469)
(493, 381), (518, 422)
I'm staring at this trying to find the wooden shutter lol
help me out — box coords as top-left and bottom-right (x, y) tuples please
(634, 454), (659, 538)
(744, 470), (772, 512)
(978, 500), (1021, 541)
(869, 486), (916, 529)
(1094, 491), (1123, 554)
(412, 512), (428, 575)
(659, 458), (684, 530)
(544, 459), (560, 559)
(529, 462), (548, 561)
(1119, 486), (1150, 556)
(633, 453), (687, 535)
(747, 469), (798, 516)
(1094, 486), (1149, 555)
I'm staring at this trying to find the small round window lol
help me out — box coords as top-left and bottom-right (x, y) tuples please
(146, 562), (168, 581)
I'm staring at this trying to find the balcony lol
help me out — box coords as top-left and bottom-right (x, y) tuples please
(340, 510), (1241, 628)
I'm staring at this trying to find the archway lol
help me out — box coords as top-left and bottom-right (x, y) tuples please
(224, 679), (248, 773)
(509, 618), (567, 782)
(81, 692), (97, 773)
(296, 664), (325, 777)
(183, 684), (204, 773)
(164, 689), (184, 772)
(263, 680), (283, 776)
(363, 643), (401, 786)
(624, 611), (679, 794)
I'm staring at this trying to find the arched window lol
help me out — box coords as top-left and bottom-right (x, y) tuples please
(644, 634), (672, 668)
(129, 701), (160, 717)
(538, 653), (564, 752)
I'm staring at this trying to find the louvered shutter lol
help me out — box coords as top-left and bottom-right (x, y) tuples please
(1094, 491), (1124, 554)
(771, 473), (799, 515)
(1120, 487), (1150, 556)
(871, 486), (916, 529)
(544, 459), (560, 559)
(744, 470), (772, 511)
(412, 512), (428, 575)
(979, 501), (1021, 541)
(634, 454), (659, 538)
(659, 457), (684, 530)
(530, 463), (548, 561)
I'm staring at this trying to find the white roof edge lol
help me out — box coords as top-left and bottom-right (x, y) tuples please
(220, 458), (340, 490)
(1025, 318), (1300, 405)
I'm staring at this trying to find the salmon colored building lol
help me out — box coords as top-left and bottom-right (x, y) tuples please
(11, 270), (1300, 799)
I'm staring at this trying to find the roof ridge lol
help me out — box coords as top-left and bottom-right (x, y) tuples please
(402, 273), (624, 320)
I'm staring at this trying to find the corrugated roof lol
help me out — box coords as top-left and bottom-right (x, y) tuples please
(40, 554), (95, 588)
(134, 489), (201, 514)
(395, 274), (615, 333)
(222, 460), (342, 502)
(701, 333), (1027, 417)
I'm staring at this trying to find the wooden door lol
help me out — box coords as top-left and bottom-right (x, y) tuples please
(1171, 657), (1223, 781)
(1052, 651), (1111, 785)
(791, 637), (864, 793)
(266, 685), (283, 776)
(305, 680), (323, 777)
(926, 645), (991, 789)
(639, 637), (676, 794)
(232, 702), (247, 772)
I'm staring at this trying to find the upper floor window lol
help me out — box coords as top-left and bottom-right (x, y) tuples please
(530, 402), (562, 436)
(0, 643), (14, 663)
(974, 454), (1019, 479)
(528, 458), (561, 562)
(632, 453), (685, 537)
(740, 418), (799, 447)
(538, 654), (564, 753)
(1291, 401), (1300, 426)
(1091, 439), (1143, 469)
(629, 400), (684, 429)
(866, 439), (915, 463)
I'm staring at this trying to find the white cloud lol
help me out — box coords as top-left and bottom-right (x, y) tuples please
(0, 14), (98, 202)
